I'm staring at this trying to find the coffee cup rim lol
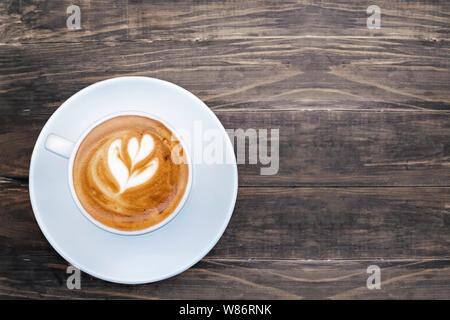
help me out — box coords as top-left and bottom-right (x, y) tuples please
(67, 110), (193, 236)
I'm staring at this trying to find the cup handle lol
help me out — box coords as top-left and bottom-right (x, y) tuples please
(45, 134), (75, 159)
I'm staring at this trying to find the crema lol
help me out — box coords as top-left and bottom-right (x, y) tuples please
(72, 115), (189, 231)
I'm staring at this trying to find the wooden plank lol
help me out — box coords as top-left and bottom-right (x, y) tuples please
(1, 183), (449, 260)
(0, 39), (448, 113)
(225, 110), (450, 186)
(0, 0), (449, 300)
(0, 253), (449, 299)
(1, 110), (449, 186)
(1, 0), (449, 43)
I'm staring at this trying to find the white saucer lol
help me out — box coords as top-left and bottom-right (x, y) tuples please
(29, 77), (238, 284)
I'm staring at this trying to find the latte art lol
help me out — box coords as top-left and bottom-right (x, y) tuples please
(108, 134), (158, 193)
(72, 115), (189, 231)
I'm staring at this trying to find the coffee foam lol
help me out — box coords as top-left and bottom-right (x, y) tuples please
(72, 115), (189, 231)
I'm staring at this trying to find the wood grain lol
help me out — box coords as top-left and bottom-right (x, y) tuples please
(1, 182), (448, 260)
(1, 0), (449, 43)
(0, 181), (449, 298)
(0, 0), (449, 299)
(0, 39), (448, 113)
(1, 253), (449, 299)
(1, 110), (449, 186)
(0, 0), (448, 113)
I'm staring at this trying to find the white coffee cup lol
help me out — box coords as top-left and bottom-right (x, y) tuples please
(44, 110), (193, 236)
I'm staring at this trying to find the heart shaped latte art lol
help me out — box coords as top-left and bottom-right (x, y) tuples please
(107, 134), (158, 193)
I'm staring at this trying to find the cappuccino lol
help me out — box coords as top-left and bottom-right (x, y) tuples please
(72, 115), (189, 231)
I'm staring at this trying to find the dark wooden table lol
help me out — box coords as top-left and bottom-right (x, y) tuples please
(0, 0), (449, 299)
